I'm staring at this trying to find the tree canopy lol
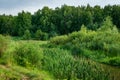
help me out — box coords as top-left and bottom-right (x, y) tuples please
(0, 5), (120, 39)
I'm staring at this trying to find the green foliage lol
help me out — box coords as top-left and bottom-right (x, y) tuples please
(16, 11), (32, 36)
(1, 5), (120, 79)
(23, 29), (31, 40)
(1, 5), (120, 38)
(74, 59), (110, 80)
(43, 48), (111, 80)
(49, 35), (69, 45)
(0, 15), (14, 35)
(0, 65), (53, 80)
(101, 57), (120, 66)
(49, 17), (120, 66)
(0, 35), (10, 57)
(0, 40), (53, 79)
(111, 5), (120, 29)
(35, 29), (48, 40)
(0, 38), (118, 79)
(98, 16), (116, 32)
(43, 48), (75, 79)
(13, 43), (43, 68)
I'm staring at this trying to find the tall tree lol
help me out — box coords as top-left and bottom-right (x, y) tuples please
(0, 14), (14, 35)
(16, 11), (32, 36)
(93, 5), (104, 28)
(111, 5), (120, 29)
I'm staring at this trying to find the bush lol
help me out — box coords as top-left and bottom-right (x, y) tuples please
(13, 43), (43, 68)
(35, 29), (48, 40)
(22, 29), (31, 40)
(49, 35), (69, 45)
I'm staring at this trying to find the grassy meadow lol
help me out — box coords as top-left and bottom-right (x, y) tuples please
(0, 22), (120, 80)
(1, 3), (120, 80)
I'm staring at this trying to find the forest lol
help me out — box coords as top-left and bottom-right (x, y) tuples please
(0, 4), (120, 80)
(0, 5), (120, 38)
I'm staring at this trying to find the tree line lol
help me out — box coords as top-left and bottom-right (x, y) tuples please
(0, 4), (120, 40)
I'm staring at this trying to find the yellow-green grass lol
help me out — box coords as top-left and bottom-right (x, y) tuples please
(0, 39), (120, 80)
(0, 64), (53, 80)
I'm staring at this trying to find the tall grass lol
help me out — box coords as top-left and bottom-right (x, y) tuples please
(43, 48), (111, 80)
(0, 35), (10, 57)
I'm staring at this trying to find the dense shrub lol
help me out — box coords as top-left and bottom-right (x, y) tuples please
(49, 18), (120, 66)
(35, 29), (48, 40)
(22, 29), (31, 40)
(13, 43), (43, 68)
(49, 35), (69, 45)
